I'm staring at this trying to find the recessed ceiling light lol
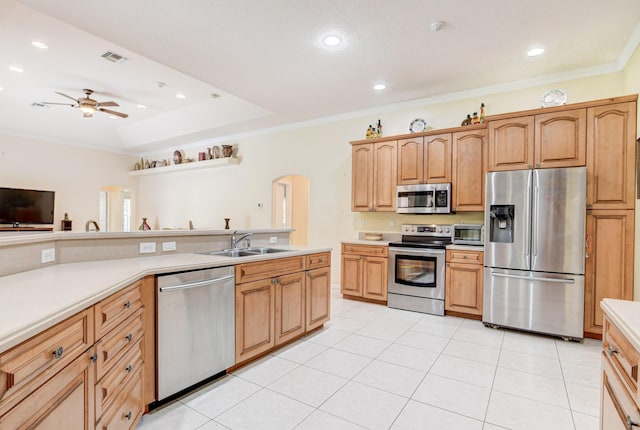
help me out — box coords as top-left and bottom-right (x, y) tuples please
(31, 41), (48, 49)
(9, 65), (23, 73)
(322, 35), (342, 47)
(373, 83), (386, 91)
(176, 93), (186, 99)
(527, 47), (545, 57)
(137, 104), (147, 109)
(0, 86), (4, 91)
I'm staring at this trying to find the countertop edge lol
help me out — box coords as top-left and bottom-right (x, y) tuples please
(601, 298), (640, 351)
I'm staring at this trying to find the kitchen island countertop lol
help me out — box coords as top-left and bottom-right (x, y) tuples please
(0, 246), (330, 354)
(601, 298), (640, 352)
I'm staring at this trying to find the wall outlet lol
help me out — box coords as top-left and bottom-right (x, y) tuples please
(139, 242), (156, 254)
(162, 241), (177, 252)
(41, 248), (55, 263)
(390, 220), (396, 228)
(359, 220), (366, 227)
(269, 236), (278, 244)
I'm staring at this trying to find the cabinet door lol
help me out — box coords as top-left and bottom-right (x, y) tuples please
(373, 141), (397, 211)
(235, 279), (275, 363)
(397, 137), (423, 185)
(452, 129), (487, 211)
(534, 108), (586, 168)
(275, 272), (305, 345)
(362, 256), (388, 301)
(424, 133), (452, 183)
(341, 254), (362, 297)
(351, 144), (374, 211)
(587, 102), (637, 210)
(306, 267), (331, 332)
(584, 210), (634, 336)
(0, 350), (95, 430)
(488, 116), (534, 171)
(445, 263), (483, 316)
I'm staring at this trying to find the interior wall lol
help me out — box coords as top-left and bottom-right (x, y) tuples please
(290, 175), (309, 246)
(0, 135), (138, 231)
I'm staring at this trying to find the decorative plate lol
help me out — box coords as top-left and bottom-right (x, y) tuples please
(172, 150), (184, 165)
(541, 89), (567, 107)
(409, 118), (427, 133)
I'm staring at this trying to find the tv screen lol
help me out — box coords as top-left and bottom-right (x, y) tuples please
(0, 187), (55, 225)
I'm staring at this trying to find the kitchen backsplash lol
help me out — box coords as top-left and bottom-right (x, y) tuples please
(353, 211), (484, 232)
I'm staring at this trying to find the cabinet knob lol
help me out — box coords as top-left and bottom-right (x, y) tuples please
(124, 411), (132, 421)
(608, 345), (619, 357)
(586, 204), (593, 209)
(277, 278), (282, 284)
(536, 163), (541, 168)
(126, 364), (132, 372)
(125, 333), (133, 342)
(124, 301), (131, 309)
(627, 415), (639, 429)
(90, 353), (98, 363)
(527, 164), (532, 169)
(52, 346), (64, 359)
(271, 279), (276, 284)
(463, 255), (467, 259)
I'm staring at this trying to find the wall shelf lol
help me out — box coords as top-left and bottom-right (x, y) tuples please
(129, 157), (239, 176)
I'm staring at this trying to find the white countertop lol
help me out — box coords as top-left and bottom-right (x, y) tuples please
(341, 240), (390, 246)
(446, 244), (484, 251)
(601, 298), (640, 351)
(0, 246), (330, 354)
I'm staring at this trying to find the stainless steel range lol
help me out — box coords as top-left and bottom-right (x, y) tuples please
(388, 224), (452, 315)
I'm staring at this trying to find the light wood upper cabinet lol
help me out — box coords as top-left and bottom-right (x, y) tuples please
(452, 129), (487, 211)
(488, 116), (535, 171)
(424, 133), (452, 183)
(275, 272), (306, 345)
(535, 108), (586, 168)
(587, 101), (637, 210)
(373, 141), (397, 211)
(351, 144), (374, 211)
(397, 137), (423, 185)
(584, 210), (634, 336)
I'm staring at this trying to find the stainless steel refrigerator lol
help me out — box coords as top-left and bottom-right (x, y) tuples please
(483, 167), (586, 340)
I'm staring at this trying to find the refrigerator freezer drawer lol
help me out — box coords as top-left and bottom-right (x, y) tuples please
(483, 268), (584, 339)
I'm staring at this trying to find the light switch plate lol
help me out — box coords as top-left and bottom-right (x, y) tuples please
(41, 248), (55, 263)
(269, 236), (278, 244)
(162, 241), (177, 252)
(139, 242), (156, 254)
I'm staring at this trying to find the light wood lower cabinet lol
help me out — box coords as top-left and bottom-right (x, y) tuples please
(235, 253), (331, 364)
(340, 244), (388, 302)
(445, 249), (484, 317)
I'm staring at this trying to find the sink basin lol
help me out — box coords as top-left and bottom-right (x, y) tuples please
(244, 247), (291, 254)
(199, 247), (294, 258)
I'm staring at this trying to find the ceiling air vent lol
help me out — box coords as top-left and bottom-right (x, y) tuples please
(101, 51), (128, 64)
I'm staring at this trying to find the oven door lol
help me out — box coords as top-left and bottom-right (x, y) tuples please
(388, 247), (445, 300)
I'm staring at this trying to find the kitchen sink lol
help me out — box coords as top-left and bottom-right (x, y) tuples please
(199, 247), (293, 257)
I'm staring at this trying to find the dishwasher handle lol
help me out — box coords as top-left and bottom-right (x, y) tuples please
(159, 274), (234, 293)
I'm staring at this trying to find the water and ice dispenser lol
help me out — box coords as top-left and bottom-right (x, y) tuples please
(489, 205), (514, 243)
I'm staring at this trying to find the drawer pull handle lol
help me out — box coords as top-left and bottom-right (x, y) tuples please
(124, 411), (132, 421)
(125, 364), (132, 372)
(627, 415), (639, 429)
(124, 301), (131, 309)
(52, 346), (64, 359)
(608, 345), (619, 356)
(125, 333), (133, 342)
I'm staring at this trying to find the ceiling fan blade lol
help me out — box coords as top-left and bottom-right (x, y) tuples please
(99, 108), (128, 118)
(55, 91), (79, 102)
(97, 101), (119, 107)
(41, 102), (76, 106)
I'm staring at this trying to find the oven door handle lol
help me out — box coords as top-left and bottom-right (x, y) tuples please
(389, 248), (445, 256)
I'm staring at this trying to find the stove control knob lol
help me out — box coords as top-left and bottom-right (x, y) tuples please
(444, 227), (451, 234)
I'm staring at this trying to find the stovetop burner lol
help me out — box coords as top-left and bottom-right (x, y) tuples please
(389, 224), (453, 249)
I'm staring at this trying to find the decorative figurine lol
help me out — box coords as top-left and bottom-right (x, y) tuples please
(376, 119), (382, 137)
(461, 114), (472, 126)
(479, 103), (486, 123)
(472, 112), (480, 124)
(139, 218), (151, 231)
(224, 218), (231, 230)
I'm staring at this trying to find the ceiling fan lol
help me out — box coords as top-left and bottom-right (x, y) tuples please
(42, 89), (129, 118)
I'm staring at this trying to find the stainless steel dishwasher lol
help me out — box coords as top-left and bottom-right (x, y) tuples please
(156, 266), (235, 401)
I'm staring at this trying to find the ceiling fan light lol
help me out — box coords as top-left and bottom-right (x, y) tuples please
(80, 105), (96, 114)
(82, 112), (93, 118)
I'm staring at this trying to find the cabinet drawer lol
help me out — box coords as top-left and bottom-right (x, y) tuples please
(604, 317), (639, 401)
(96, 309), (144, 380)
(446, 249), (484, 265)
(96, 364), (143, 430)
(341, 243), (388, 257)
(0, 308), (94, 415)
(602, 352), (640, 428)
(306, 252), (330, 270)
(96, 338), (144, 421)
(95, 280), (143, 340)
(236, 256), (305, 284)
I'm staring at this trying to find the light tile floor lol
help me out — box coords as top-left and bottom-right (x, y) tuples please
(137, 288), (601, 430)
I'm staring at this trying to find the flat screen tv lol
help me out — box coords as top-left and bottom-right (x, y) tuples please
(0, 187), (55, 226)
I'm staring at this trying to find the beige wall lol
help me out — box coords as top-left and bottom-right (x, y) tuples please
(0, 135), (138, 232)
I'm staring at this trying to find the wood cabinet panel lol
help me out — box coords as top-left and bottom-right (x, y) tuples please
(584, 210), (634, 336)
(139, 275), (155, 407)
(351, 144), (374, 211)
(424, 133), (451, 183)
(452, 129), (486, 211)
(373, 141), (397, 211)
(362, 256), (388, 301)
(94, 280), (142, 340)
(306, 267), (331, 331)
(445, 262), (483, 316)
(341, 243), (388, 257)
(534, 108), (586, 168)
(275, 272), (305, 345)
(306, 252), (330, 270)
(602, 346), (640, 430)
(397, 137), (423, 185)
(235, 256), (305, 284)
(340, 253), (362, 297)
(587, 102), (637, 210)
(488, 116), (534, 171)
(95, 309), (143, 381)
(446, 249), (483, 265)
(235, 279), (275, 363)
(96, 364), (143, 430)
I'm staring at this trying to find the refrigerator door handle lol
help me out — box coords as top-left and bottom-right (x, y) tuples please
(524, 170), (532, 262)
(491, 272), (575, 284)
(532, 183), (539, 259)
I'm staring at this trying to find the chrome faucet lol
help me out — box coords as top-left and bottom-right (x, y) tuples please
(231, 230), (252, 249)
(85, 220), (100, 232)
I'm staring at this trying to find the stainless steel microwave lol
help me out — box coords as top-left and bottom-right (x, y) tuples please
(452, 224), (484, 245)
(396, 183), (452, 214)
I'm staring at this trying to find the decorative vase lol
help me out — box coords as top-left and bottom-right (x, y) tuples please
(212, 145), (221, 159)
(224, 218), (230, 230)
(139, 218), (151, 231)
(221, 145), (233, 157)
